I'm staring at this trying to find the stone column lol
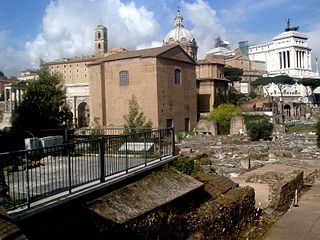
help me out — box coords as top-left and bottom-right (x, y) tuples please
(4, 89), (7, 112)
(73, 96), (77, 128)
(18, 89), (21, 105)
(299, 51), (302, 68)
(9, 88), (13, 112)
(13, 89), (17, 111)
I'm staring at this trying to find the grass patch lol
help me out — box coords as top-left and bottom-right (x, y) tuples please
(172, 156), (199, 176)
(287, 123), (316, 133)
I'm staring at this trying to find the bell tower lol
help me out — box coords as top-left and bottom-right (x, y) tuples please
(95, 24), (108, 57)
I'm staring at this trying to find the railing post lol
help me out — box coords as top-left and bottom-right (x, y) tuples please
(172, 127), (175, 156)
(0, 160), (9, 206)
(99, 137), (105, 183)
(25, 152), (30, 208)
(144, 131), (147, 166)
(125, 135), (129, 173)
(67, 145), (72, 193)
(159, 130), (162, 161)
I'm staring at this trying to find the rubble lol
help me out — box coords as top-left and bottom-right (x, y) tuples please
(177, 132), (320, 180)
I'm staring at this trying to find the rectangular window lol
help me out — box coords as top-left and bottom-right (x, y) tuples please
(166, 119), (173, 128)
(174, 69), (181, 84)
(184, 118), (190, 132)
(119, 70), (129, 86)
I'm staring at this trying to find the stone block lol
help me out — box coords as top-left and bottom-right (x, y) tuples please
(230, 116), (246, 135)
(180, 147), (192, 154)
(196, 120), (217, 135)
(240, 158), (251, 169)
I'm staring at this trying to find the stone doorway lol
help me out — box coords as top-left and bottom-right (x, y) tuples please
(284, 104), (291, 117)
(78, 102), (90, 128)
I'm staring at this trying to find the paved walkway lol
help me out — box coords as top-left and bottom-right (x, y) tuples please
(264, 181), (320, 240)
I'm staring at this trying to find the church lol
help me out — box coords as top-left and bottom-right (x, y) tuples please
(39, 8), (229, 131)
(41, 10), (202, 132)
(0, 7), (238, 131)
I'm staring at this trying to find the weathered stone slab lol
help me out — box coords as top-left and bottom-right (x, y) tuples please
(230, 116), (246, 135)
(86, 169), (203, 224)
(0, 207), (28, 240)
(196, 120), (217, 135)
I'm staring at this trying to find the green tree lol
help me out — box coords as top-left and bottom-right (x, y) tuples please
(214, 89), (241, 107)
(11, 68), (72, 131)
(209, 104), (241, 135)
(251, 75), (295, 96)
(224, 66), (243, 83)
(0, 71), (4, 77)
(298, 78), (320, 104)
(246, 118), (273, 141)
(248, 91), (257, 99)
(123, 95), (152, 134)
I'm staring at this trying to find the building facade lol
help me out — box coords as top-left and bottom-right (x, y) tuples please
(41, 25), (110, 128)
(249, 21), (315, 78)
(196, 54), (228, 115)
(41, 24), (130, 128)
(42, 56), (96, 128)
(248, 21), (320, 113)
(88, 45), (197, 132)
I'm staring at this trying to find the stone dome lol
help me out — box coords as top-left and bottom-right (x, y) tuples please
(164, 26), (194, 44)
(163, 9), (195, 44)
(163, 8), (198, 60)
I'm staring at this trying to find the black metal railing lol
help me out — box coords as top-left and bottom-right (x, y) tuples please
(0, 128), (175, 211)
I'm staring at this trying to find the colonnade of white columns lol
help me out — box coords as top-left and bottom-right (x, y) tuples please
(279, 49), (310, 70)
(4, 87), (24, 112)
(279, 50), (291, 69)
(296, 50), (306, 68)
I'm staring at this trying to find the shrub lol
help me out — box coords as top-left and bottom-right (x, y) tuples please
(172, 156), (199, 176)
(209, 104), (241, 135)
(246, 118), (273, 141)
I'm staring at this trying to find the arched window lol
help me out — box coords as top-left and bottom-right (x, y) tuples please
(119, 70), (129, 86)
(97, 32), (101, 39)
(174, 69), (181, 85)
(98, 43), (101, 49)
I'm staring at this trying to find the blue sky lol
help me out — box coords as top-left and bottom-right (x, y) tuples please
(1, 0), (320, 76)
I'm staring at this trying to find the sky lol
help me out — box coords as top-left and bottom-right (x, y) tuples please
(1, 0), (320, 77)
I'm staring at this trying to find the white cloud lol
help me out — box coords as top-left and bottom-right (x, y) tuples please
(307, 24), (320, 73)
(136, 41), (162, 50)
(25, 0), (159, 68)
(181, 0), (226, 58)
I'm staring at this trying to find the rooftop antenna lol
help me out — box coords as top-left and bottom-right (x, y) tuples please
(99, 16), (103, 26)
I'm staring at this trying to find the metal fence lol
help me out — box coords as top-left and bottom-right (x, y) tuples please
(0, 128), (175, 211)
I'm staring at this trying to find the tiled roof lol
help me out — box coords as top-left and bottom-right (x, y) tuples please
(89, 44), (182, 65)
